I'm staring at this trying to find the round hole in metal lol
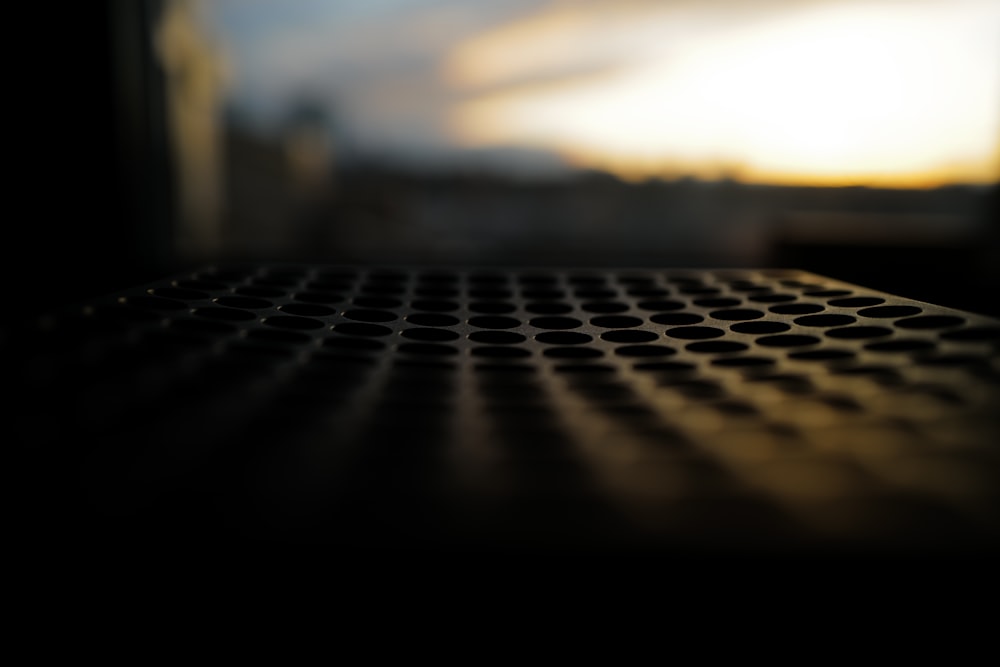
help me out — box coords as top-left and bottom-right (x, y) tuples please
(627, 287), (670, 297)
(857, 305), (922, 318)
(637, 300), (685, 311)
(469, 288), (513, 299)
(748, 293), (797, 303)
(332, 322), (393, 337)
(469, 315), (522, 329)
(614, 345), (676, 357)
(469, 273), (507, 284)
(354, 296), (403, 309)
(601, 330), (658, 343)
(415, 286), (459, 298)
(407, 313), (460, 327)
(247, 328), (312, 344)
(308, 280), (351, 293)
(323, 337), (386, 351)
(865, 339), (936, 353)
(254, 276), (299, 288)
(316, 269), (357, 281)
(568, 275), (606, 285)
(554, 364), (616, 374)
(522, 289), (565, 300)
(695, 297), (742, 308)
(617, 275), (656, 285)
(711, 356), (776, 368)
(194, 306), (257, 321)
(474, 363), (535, 373)
(518, 273), (558, 284)
(756, 334), (820, 347)
(667, 276), (704, 285)
(294, 291), (343, 304)
(769, 303), (825, 315)
(177, 279), (228, 291)
(360, 283), (405, 295)
(575, 288), (617, 299)
(650, 313), (704, 325)
(368, 270), (407, 282)
(236, 285), (285, 298)
(787, 349), (856, 361)
(711, 309), (765, 321)
(825, 326), (893, 339)
(199, 269), (249, 283)
(525, 302), (572, 314)
(343, 309), (396, 323)
(392, 360), (458, 374)
(581, 301), (629, 314)
(264, 315), (325, 330)
(591, 315), (644, 328)
(664, 326), (725, 340)
(471, 346), (531, 358)
(827, 297), (885, 308)
(280, 303), (336, 317)
(417, 272), (459, 283)
(469, 331), (526, 345)
(471, 301), (518, 314)
(214, 296), (272, 310)
(536, 331), (592, 345)
(804, 289), (852, 297)
(529, 316), (582, 330)
(150, 286), (210, 301)
(793, 314), (857, 327)
(170, 318), (236, 334)
(544, 347), (603, 359)
(398, 343), (459, 356)
(411, 299), (459, 312)
(633, 361), (696, 373)
(730, 321), (790, 334)
(686, 341), (749, 354)
(401, 328), (461, 342)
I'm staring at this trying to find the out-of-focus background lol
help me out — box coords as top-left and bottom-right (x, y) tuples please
(11, 0), (1000, 320)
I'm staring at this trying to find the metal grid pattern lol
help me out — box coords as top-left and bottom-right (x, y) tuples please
(16, 266), (1000, 552)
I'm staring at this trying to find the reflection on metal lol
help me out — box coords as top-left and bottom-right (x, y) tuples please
(15, 267), (1000, 553)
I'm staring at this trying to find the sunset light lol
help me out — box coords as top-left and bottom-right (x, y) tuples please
(447, 1), (1000, 186)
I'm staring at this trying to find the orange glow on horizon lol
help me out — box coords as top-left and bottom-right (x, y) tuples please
(445, 1), (1000, 188)
(556, 143), (1000, 189)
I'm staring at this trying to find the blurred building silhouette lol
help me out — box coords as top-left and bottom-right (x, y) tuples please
(156, 0), (228, 262)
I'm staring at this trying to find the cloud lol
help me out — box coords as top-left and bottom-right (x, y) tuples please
(205, 1), (547, 127)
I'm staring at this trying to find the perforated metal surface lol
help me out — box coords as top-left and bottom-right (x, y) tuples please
(15, 266), (1000, 552)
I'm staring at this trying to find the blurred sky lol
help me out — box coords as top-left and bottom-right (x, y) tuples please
(200, 0), (1000, 187)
